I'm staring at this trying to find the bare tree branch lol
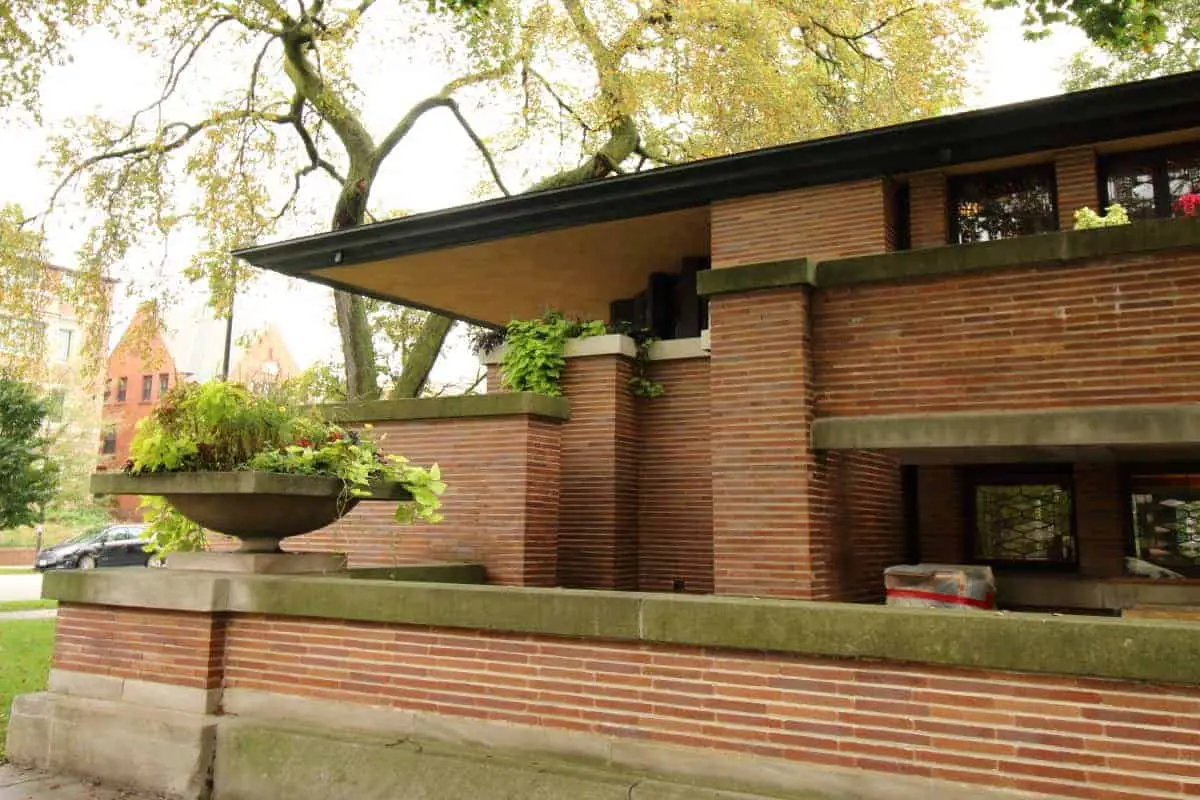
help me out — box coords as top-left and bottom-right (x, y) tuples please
(443, 100), (511, 196)
(527, 67), (593, 132)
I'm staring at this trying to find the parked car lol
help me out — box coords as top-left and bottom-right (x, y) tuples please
(34, 524), (154, 571)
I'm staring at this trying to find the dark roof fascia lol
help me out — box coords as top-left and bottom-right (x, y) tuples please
(235, 71), (1200, 276)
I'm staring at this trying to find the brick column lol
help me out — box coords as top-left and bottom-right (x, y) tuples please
(1055, 148), (1100, 230)
(709, 287), (821, 599)
(1075, 462), (1124, 578)
(558, 343), (639, 590)
(909, 172), (948, 248)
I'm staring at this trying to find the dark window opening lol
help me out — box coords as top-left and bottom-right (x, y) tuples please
(103, 379), (112, 404)
(1102, 143), (1200, 221)
(610, 257), (710, 341)
(949, 165), (1058, 244)
(159, 373), (170, 397)
(101, 427), (116, 455)
(892, 182), (911, 252)
(1128, 470), (1200, 579)
(116, 377), (127, 403)
(966, 466), (1076, 567)
(141, 375), (153, 402)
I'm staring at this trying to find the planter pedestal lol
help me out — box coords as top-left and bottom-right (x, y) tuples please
(167, 552), (349, 574)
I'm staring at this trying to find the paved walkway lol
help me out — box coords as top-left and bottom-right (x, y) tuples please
(0, 611), (56, 622)
(0, 765), (159, 800)
(0, 575), (41, 604)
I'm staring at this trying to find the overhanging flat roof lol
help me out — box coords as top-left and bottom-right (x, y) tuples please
(235, 71), (1200, 284)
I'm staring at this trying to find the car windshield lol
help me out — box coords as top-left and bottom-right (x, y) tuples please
(61, 526), (111, 546)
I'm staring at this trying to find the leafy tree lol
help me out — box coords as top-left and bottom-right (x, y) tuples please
(1063, 0), (1199, 89)
(0, 378), (60, 530)
(985, 0), (1170, 46)
(1, 0), (981, 400)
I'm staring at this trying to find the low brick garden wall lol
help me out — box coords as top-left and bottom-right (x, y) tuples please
(16, 569), (1200, 800)
(0, 548), (35, 567)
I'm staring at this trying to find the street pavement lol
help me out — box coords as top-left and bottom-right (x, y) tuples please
(0, 765), (159, 800)
(0, 574), (42, 604)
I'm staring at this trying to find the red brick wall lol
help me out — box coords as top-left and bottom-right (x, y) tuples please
(0, 549), (35, 567)
(293, 414), (562, 587)
(1057, 148), (1101, 231)
(638, 357), (712, 594)
(557, 355), (639, 590)
(908, 173), (947, 248)
(710, 179), (888, 267)
(813, 251), (1200, 416)
(710, 288), (820, 599)
(55, 604), (224, 689)
(217, 614), (1200, 800)
(814, 451), (904, 602)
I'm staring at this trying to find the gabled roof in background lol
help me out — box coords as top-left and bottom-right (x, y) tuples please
(235, 70), (1200, 280)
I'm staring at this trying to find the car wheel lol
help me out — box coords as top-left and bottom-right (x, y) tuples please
(77, 555), (97, 570)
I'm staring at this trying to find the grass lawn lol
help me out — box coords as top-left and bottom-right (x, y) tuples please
(0, 522), (85, 549)
(0, 600), (56, 613)
(0, 568), (33, 575)
(0, 618), (55, 760)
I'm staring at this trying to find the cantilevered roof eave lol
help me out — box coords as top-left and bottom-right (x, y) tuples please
(234, 70), (1200, 278)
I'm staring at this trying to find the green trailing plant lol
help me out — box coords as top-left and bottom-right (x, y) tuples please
(1073, 204), (1132, 229)
(499, 312), (606, 397)
(125, 381), (446, 555)
(496, 312), (665, 399)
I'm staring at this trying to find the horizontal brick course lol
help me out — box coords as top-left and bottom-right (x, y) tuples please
(54, 603), (223, 689)
(638, 357), (712, 593)
(214, 613), (1200, 799)
(814, 252), (1200, 415)
(711, 179), (887, 268)
(289, 415), (561, 587)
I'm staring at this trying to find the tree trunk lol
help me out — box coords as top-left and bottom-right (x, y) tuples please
(333, 290), (381, 400)
(389, 313), (454, 398)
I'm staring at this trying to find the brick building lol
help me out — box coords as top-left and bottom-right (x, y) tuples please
(241, 70), (1200, 612)
(100, 307), (297, 518)
(18, 73), (1200, 800)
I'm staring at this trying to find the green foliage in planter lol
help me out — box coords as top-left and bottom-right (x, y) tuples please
(126, 381), (446, 555)
(1073, 203), (1131, 229)
(497, 311), (664, 399)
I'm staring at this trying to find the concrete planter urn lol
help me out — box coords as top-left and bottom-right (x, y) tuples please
(90, 471), (411, 554)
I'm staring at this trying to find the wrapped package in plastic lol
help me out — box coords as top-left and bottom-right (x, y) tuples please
(884, 564), (996, 610)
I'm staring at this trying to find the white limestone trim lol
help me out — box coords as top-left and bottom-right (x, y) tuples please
(646, 337), (708, 361)
(482, 333), (709, 365)
(48, 668), (219, 715)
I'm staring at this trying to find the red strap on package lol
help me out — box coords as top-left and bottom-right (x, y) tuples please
(886, 588), (995, 609)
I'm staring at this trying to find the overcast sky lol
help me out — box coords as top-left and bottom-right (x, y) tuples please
(0, 4), (1091, 387)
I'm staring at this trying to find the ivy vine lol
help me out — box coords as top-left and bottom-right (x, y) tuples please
(479, 311), (665, 399)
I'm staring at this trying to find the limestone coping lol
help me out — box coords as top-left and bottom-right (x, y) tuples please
(697, 216), (1200, 296)
(322, 392), (570, 423)
(43, 570), (1200, 686)
(812, 404), (1200, 450)
(481, 334), (709, 365)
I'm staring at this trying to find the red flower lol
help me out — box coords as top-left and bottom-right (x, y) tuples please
(296, 438), (312, 448)
(329, 432), (344, 442)
(1174, 193), (1200, 217)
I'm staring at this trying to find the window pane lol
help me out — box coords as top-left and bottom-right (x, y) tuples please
(116, 377), (127, 402)
(1105, 160), (1158, 221)
(159, 373), (169, 396)
(951, 166), (1058, 244)
(1129, 473), (1200, 578)
(101, 427), (116, 455)
(1167, 152), (1200, 217)
(974, 483), (1074, 562)
(141, 375), (153, 402)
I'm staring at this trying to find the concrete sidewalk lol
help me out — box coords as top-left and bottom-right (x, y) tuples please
(0, 765), (159, 800)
